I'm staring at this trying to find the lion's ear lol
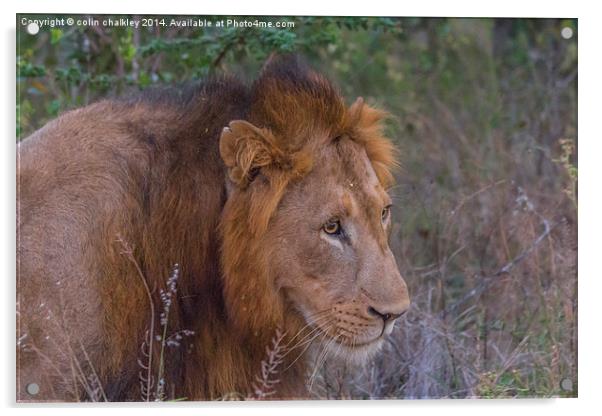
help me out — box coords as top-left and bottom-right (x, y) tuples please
(348, 97), (398, 188)
(219, 120), (281, 188)
(348, 96), (365, 124)
(348, 96), (388, 131)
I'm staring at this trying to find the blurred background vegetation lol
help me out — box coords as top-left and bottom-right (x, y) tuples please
(17, 15), (577, 399)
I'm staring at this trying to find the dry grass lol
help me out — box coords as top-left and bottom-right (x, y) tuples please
(309, 183), (576, 398)
(308, 22), (578, 396)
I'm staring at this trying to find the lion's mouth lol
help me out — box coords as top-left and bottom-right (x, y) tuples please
(309, 322), (386, 351)
(318, 334), (385, 363)
(328, 333), (384, 351)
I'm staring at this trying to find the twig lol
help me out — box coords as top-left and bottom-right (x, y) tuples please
(77, 339), (108, 402)
(211, 35), (245, 70)
(493, 335), (531, 386)
(446, 180), (507, 222)
(117, 235), (155, 402)
(441, 216), (563, 318)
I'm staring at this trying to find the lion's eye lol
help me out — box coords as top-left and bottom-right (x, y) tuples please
(323, 219), (342, 235)
(381, 205), (391, 222)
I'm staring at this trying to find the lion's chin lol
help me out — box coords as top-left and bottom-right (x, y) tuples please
(325, 336), (385, 365)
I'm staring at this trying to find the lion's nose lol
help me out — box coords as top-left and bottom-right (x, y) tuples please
(367, 306), (408, 323)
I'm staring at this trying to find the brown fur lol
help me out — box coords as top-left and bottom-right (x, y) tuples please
(17, 55), (409, 402)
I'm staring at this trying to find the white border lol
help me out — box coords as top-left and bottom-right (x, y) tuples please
(2, 1), (600, 415)
(4, 0), (581, 17)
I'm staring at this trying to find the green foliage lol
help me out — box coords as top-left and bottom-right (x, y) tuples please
(476, 370), (531, 398)
(16, 15), (413, 137)
(17, 58), (46, 78)
(50, 28), (63, 45)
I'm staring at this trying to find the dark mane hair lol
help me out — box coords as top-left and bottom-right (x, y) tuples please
(249, 55), (347, 148)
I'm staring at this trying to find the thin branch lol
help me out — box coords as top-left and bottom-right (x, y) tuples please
(77, 339), (108, 402)
(211, 35), (245, 70)
(441, 216), (563, 318)
(117, 235), (155, 402)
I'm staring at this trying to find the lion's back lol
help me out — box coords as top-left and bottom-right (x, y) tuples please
(17, 79), (249, 401)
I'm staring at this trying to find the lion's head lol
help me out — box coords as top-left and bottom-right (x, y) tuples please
(219, 56), (410, 363)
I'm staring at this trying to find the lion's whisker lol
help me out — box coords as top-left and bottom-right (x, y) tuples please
(283, 323), (334, 372)
(307, 332), (340, 392)
(309, 334), (336, 380)
(284, 320), (334, 361)
(285, 325), (324, 353)
(306, 332), (332, 390)
(285, 317), (332, 352)
(284, 311), (332, 350)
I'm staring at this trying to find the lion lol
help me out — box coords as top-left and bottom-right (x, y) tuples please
(16, 55), (410, 401)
